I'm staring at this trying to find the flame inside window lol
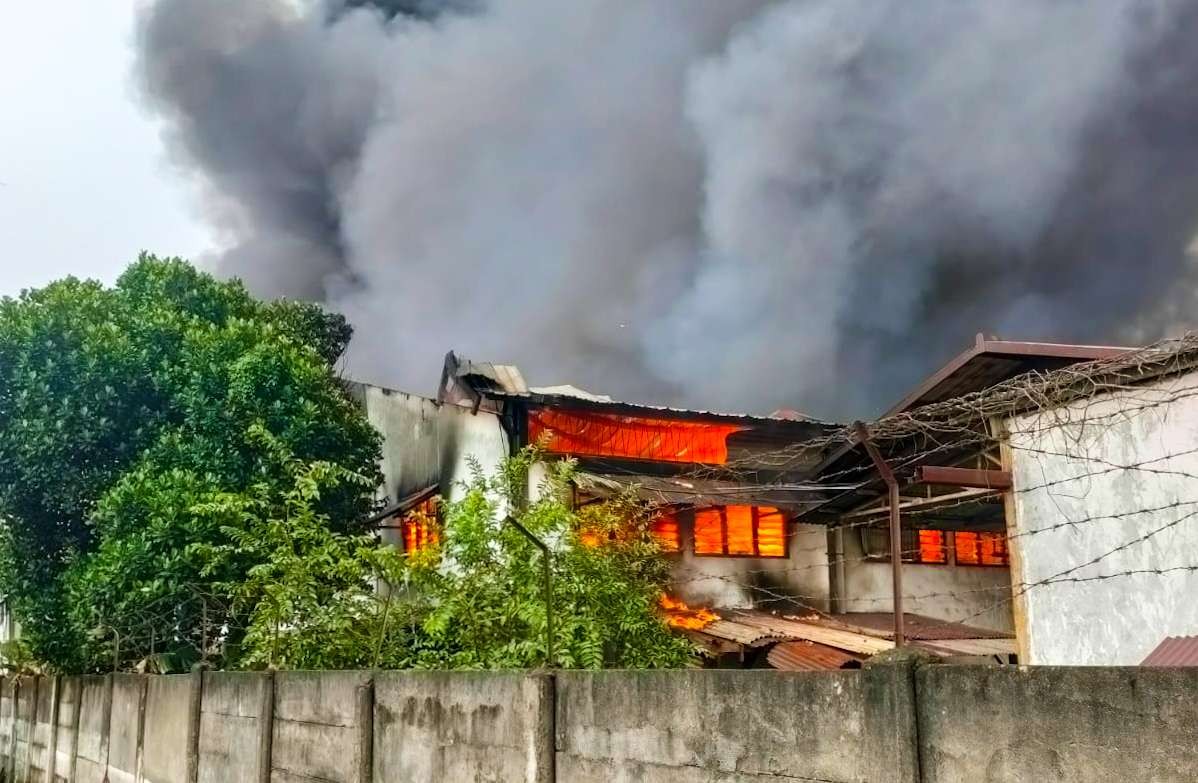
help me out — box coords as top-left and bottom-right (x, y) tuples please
(527, 408), (743, 464)
(694, 506), (787, 558)
(651, 512), (681, 552)
(954, 531), (1009, 566)
(917, 529), (947, 564)
(400, 496), (440, 555)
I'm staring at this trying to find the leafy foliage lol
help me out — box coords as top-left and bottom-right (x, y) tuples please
(229, 447), (696, 671)
(0, 256), (381, 671)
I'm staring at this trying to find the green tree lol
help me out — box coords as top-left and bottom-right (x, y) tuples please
(0, 256), (381, 671)
(227, 447), (696, 671)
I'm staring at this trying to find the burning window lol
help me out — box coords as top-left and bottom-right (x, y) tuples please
(651, 511), (681, 552)
(693, 506), (787, 558)
(954, 531), (1009, 566)
(527, 408), (743, 464)
(863, 527), (947, 564)
(915, 529), (948, 564)
(400, 496), (440, 555)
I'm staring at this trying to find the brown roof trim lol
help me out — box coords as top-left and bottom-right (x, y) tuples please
(883, 333), (1132, 417)
(365, 484), (440, 526)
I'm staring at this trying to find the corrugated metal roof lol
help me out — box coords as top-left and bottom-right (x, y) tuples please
(1142, 636), (1198, 666)
(818, 612), (1013, 642)
(725, 612), (895, 656)
(458, 360), (530, 395)
(694, 609), (1013, 664)
(767, 641), (863, 671)
(700, 620), (787, 647)
(487, 387), (837, 429)
(915, 638), (1017, 657)
(884, 335), (1133, 416)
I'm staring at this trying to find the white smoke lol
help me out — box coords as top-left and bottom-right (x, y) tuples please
(139, 0), (1198, 417)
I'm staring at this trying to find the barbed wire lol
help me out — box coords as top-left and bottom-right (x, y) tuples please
(642, 334), (1198, 654)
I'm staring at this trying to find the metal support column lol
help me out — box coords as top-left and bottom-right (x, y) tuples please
(854, 421), (905, 647)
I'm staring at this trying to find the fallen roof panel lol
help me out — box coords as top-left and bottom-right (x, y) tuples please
(1141, 635), (1198, 667)
(767, 641), (864, 671)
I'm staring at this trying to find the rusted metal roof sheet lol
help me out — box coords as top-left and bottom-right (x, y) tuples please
(914, 638), (1017, 657)
(884, 335), (1133, 416)
(695, 609), (1014, 665)
(820, 612), (1013, 641)
(1142, 636), (1198, 666)
(767, 641), (863, 671)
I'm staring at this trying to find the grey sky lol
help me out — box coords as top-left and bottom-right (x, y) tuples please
(0, 1), (210, 297)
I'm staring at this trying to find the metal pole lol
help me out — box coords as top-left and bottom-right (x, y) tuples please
(504, 516), (555, 667)
(854, 422), (906, 647)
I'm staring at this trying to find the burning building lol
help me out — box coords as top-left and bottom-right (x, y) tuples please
(353, 335), (1198, 668)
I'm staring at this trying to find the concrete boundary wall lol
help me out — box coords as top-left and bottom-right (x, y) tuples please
(28, 678), (54, 783)
(0, 664), (1194, 782)
(373, 671), (554, 783)
(51, 678), (79, 783)
(0, 678), (15, 779)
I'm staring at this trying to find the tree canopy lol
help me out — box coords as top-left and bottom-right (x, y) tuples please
(0, 255), (692, 673)
(0, 256), (381, 671)
(218, 447), (695, 671)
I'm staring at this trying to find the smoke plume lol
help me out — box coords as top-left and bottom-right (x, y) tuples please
(138, 0), (1198, 418)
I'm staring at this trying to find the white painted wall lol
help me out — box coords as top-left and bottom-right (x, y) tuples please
(359, 385), (510, 544)
(672, 520), (831, 612)
(1007, 368), (1198, 664)
(840, 529), (1014, 633)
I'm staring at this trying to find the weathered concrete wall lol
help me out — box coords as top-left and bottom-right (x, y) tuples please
(51, 678), (79, 783)
(73, 676), (110, 783)
(106, 674), (145, 783)
(359, 384), (511, 545)
(3, 666), (1197, 782)
(918, 666), (1198, 783)
(142, 674), (196, 783)
(841, 524), (1014, 633)
(271, 671), (371, 783)
(1007, 370), (1198, 664)
(361, 385), (509, 501)
(555, 668), (920, 783)
(374, 671), (552, 783)
(27, 678), (54, 783)
(199, 672), (271, 783)
(12, 678), (36, 783)
(0, 678), (15, 778)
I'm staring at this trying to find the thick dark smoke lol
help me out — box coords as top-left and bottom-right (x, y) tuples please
(138, 0), (1198, 418)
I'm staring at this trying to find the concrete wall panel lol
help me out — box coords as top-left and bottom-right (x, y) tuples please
(12, 677), (37, 783)
(373, 671), (552, 783)
(142, 675), (194, 783)
(842, 527), (1014, 633)
(672, 522), (832, 613)
(555, 668), (919, 783)
(0, 678), (15, 778)
(918, 665), (1198, 783)
(52, 678), (80, 783)
(1008, 370), (1198, 663)
(73, 677), (110, 783)
(106, 675), (145, 783)
(199, 672), (270, 783)
(28, 677), (55, 783)
(271, 671), (370, 783)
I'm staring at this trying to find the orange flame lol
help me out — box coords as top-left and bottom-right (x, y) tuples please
(660, 594), (718, 631)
